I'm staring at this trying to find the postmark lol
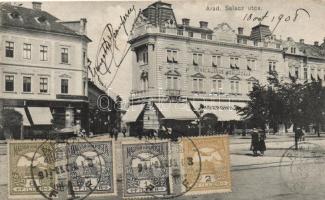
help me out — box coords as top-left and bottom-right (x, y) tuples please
(181, 135), (232, 195)
(122, 140), (170, 198)
(8, 137), (116, 199)
(8, 140), (56, 198)
(66, 138), (116, 197)
(279, 142), (325, 195)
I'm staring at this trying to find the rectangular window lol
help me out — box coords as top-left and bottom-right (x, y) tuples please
(193, 78), (198, 91)
(177, 29), (183, 36)
(173, 77), (178, 90)
(199, 79), (203, 91)
(230, 81), (234, 93)
(269, 61), (276, 73)
(218, 80), (222, 91)
(207, 34), (212, 40)
(5, 75), (14, 91)
(40, 77), (48, 93)
(61, 48), (69, 64)
(5, 41), (14, 58)
(83, 51), (86, 66)
(23, 77), (31, 92)
(212, 55), (221, 67)
(304, 67), (308, 80)
(212, 80), (217, 90)
(193, 53), (203, 66)
(201, 33), (206, 39)
(167, 50), (177, 63)
(188, 31), (193, 37)
(235, 81), (239, 93)
(247, 59), (255, 70)
(40, 45), (48, 61)
(61, 79), (69, 94)
(167, 76), (172, 89)
(23, 43), (31, 59)
(230, 57), (239, 69)
(295, 67), (299, 78)
(248, 81), (253, 92)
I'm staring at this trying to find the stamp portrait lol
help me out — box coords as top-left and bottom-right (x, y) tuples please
(181, 135), (231, 195)
(122, 140), (170, 198)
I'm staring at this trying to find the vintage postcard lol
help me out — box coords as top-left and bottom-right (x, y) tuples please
(181, 135), (231, 195)
(2, 0), (325, 199)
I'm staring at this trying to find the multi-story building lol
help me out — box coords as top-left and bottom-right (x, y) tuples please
(123, 1), (325, 135)
(0, 2), (91, 138)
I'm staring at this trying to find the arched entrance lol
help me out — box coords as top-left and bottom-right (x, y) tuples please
(201, 113), (218, 135)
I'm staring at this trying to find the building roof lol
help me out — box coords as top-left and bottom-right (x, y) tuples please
(0, 3), (88, 39)
(250, 24), (272, 41)
(177, 24), (213, 33)
(294, 42), (325, 58)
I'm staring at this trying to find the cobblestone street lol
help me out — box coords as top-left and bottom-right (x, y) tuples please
(1, 134), (325, 200)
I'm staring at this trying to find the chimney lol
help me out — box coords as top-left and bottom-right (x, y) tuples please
(314, 41), (319, 46)
(199, 21), (208, 28)
(238, 27), (243, 35)
(32, 2), (42, 10)
(80, 18), (87, 35)
(182, 18), (190, 26)
(300, 39), (304, 44)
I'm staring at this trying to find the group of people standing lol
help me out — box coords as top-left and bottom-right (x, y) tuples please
(250, 128), (266, 156)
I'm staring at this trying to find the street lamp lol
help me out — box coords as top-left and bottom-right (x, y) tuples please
(198, 104), (204, 136)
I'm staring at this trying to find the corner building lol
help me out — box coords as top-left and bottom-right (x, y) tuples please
(0, 2), (91, 138)
(123, 1), (325, 135)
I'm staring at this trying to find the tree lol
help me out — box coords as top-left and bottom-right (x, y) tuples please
(0, 109), (22, 139)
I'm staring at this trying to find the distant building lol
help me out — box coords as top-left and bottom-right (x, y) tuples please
(88, 80), (120, 135)
(123, 1), (325, 135)
(0, 2), (91, 138)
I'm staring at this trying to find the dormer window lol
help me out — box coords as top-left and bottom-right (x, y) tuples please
(10, 11), (20, 19)
(35, 16), (47, 23)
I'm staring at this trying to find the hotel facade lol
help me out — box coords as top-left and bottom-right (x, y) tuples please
(0, 2), (91, 138)
(122, 1), (325, 135)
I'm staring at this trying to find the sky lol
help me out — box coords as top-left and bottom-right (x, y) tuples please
(14, 0), (325, 101)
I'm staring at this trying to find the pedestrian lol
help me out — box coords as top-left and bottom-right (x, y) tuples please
(113, 127), (118, 141)
(122, 127), (126, 137)
(258, 129), (266, 156)
(294, 126), (303, 149)
(250, 128), (259, 156)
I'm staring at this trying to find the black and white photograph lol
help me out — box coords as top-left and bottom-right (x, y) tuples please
(0, 0), (325, 199)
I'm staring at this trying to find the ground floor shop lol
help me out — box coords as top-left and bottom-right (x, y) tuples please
(122, 99), (249, 136)
(0, 98), (88, 139)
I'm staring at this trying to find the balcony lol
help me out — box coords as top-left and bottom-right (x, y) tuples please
(166, 89), (181, 96)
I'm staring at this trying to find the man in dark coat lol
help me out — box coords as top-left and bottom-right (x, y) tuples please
(258, 130), (266, 156)
(250, 128), (259, 156)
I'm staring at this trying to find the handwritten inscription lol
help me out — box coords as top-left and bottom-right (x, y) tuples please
(95, 6), (139, 88)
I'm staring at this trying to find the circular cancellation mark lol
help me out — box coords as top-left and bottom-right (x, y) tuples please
(279, 142), (325, 195)
(141, 135), (202, 199)
(30, 137), (105, 200)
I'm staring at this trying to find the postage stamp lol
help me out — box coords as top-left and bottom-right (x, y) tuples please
(66, 138), (116, 197)
(8, 140), (56, 198)
(279, 142), (325, 195)
(122, 140), (171, 198)
(181, 135), (232, 195)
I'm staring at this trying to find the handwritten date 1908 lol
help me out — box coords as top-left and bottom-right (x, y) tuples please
(243, 8), (310, 33)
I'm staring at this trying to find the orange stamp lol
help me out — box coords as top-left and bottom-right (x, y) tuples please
(181, 135), (231, 195)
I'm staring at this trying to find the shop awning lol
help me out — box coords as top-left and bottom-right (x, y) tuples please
(122, 104), (145, 123)
(28, 107), (53, 125)
(190, 101), (246, 121)
(154, 103), (197, 120)
(14, 108), (31, 126)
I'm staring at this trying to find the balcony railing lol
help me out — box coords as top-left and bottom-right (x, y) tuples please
(166, 89), (181, 96)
